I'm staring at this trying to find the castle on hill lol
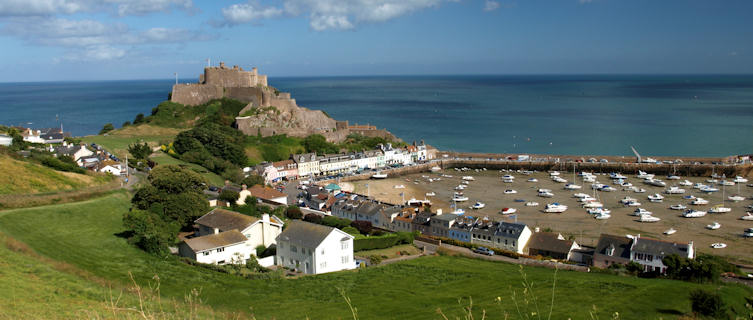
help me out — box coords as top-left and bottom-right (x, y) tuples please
(170, 62), (399, 143)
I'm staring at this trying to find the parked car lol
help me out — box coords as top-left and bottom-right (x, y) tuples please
(473, 247), (494, 256)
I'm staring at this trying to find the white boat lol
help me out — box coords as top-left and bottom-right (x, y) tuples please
(552, 176), (567, 183)
(599, 186), (616, 192)
(472, 202), (486, 209)
(636, 171), (655, 179)
(462, 176), (475, 181)
(503, 189), (518, 194)
(667, 175), (681, 180)
(644, 179), (666, 187)
(591, 183), (606, 190)
(430, 166), (441, 172)
(710, 243), (727, 249)
(706, 222), (721, 230)
(524, 202), (539, 207)
(578, 196), (597, 203)
(691, 198), (709, 205)
(620, 196), (637, 204)
(678, 180), (693, 186)
(638, 215), (661, 222)
(626, 200), (642, 207)
(620, 182), (633, 188)
(543, 203), (567, 213)
(406, 198), (431, 206)
(583, 175), (596, 182)
(741, 213), (753, 221)
(537, 188), (552, 193)
(708, 205), (731, 214)
(549, 171), (561, 176)
(664, 228), (677, 235)
(664, 186), (686, 194)
(648, 193), (664, 202)
(454, 185), (466, 190)
(371, 172), (388, 179)
(683, 195), (697, 200)
(537, 191), (554, 198)
(452, 195), (469, 202)
(425, 192), (436, 197)
(564, 183), (582, 190)
(728, 195), (745, 202)
(719, 180), (735, 186)
(452, 208), (466, 215)
(669, 204), (687, 210)
(502, 175), (515, 180)
(594, 212), (611, 220)
(744, 228), (753, 237)
(583, 201), (604, 208)
(588, 207), (611, 215)
(733, 176), (748, 183)
(633, 188), (647, 193)
(526, 178), (537, 182)
(693, 183), (707, 189)
(707, 178), (718, 184)
(633, 208), (652, 216)
(394, 184), (405, 189)
(461, 180), (470, 185)
(701, 186), (719, 193)
(500, 207), (517, 214)
(682, 209), (707, 218)
(573, 193), (591, 199)
(609, 173), (627, 180)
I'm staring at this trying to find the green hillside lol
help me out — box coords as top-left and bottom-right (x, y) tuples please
(0, 154), (110, 195)
(0, 192), (750, 319)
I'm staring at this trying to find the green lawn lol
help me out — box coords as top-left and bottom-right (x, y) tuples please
(0, 193), (750, 319)
(355, 244), (421, 260)
(150, 153), (226, 186)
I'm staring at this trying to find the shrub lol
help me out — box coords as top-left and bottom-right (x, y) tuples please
(321, 216), (351, 229)
(99, 123), (114, 135)
(368, 255), (383, 265)
(689, 289), (726, 318)
(353, 232), (415, 251)
(342, 226), (360, 236)
(350, 220), (372, 235)
(303, 213), (322, 224)
(218, 189), (240, 204)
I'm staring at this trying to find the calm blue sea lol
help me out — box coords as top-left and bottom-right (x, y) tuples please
(1, 75), (752, 157)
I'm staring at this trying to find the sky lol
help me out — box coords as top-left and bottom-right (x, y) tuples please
(0, 0), (751, 81)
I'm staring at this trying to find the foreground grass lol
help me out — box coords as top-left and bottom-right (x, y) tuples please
(355, 244), (422, 260)
(0, 192), (751, 319)
(0, 154), (112, 195)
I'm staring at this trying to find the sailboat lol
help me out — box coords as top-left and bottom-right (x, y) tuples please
(709, 175), (731, 213)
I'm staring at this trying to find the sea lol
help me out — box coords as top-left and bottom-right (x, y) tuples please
(1, 75), (752, 157)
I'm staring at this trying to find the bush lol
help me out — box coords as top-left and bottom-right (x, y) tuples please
(350, 220), (372, 235)
(342, 226), (360, 236)
(218, 189), (240, 204)
(40, 156), (86, 174)
(128, 142), (152, 160)
(285, 206), (303, 219)
(353, 232), (415, 251)
(99, 123), (114, 135)
(321, 216), (351, 229)
(303, 213), (322, 225)
(689, 289), (726, 318)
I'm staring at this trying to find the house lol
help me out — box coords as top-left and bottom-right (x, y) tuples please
(527, 231), (580, 260)
(21, 128), (45, 144)
(273, 159), (298, 181)
(237, 184), (288, 205)
(276, 220), (356, 274)
(629, 235), (694, 274)
(0, 134), (12, 146)
(411, 211), (433, 236)
(178, 230), (250, 265)
(178, 208), (283, 265)
(97, 160), (123, 176)
(592, 234), (633, 269)
(469, 218), (532, 254)
(261, 164), (279, 184)
(429, 213), (456, 238)
(292, 152), (319, 177)
(448, 215), (476, 243)
(53, 143), (94, 166)
(390, 208), (418, 233)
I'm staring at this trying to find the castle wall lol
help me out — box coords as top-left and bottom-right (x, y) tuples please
(171, 84), (223, 106)
(204, 68), (255, 87)
(225, 87), (264, 107)
(349, 128), (400, 141)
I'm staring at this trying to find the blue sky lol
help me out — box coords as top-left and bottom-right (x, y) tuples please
(0, 0), (751, 81)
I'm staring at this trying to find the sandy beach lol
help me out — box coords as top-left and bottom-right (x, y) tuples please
(352, 169), (753, 263)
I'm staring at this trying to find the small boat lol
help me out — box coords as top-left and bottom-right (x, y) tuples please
(683, 195), (697, 200)
(578, 196), (597, 203)
(644, 178), (666, 187)
(543, 203), (568, 213)
(583, 201), (604, 208)
(648, 193), (664, 202)
(708, 205), (731, 214)
(733, 176), (748, 183)
(502, 175), (515, 180)
(594, 212), (611, 220)
(636, 171), (654, 179)
(425, 192), (436, 197)
(664, 186), (685, 194)
(620, 196), (637, 204)
(452, 208), (466, 215)
(573, 193), (590, 198)
(706, 178), (718, 184)
(564, 183), (582, 190)
(609, 173), (627, 180)
(719, 180), (735, 186)
(462, 176), (475, 181)
(669, 204), (687, 210)
(744, 228), (753, 237)
(537, 191), (554, 198)
(667, 175), (681, 180)
(591, 183), (606, 190)
(691, 198), (709, 205)
(514, 198), (527, 202)
(524, 202), (539, 207)
(599, 186), (616, 192)
(552, 176), (567, 183)
(700, 186), (719, 193)
(549, 171), (561, 176)
(626, 200), (642, 207)
(537, 188), (551, 193)
(588, 207), (611, 215)
(503, 189), (518, 194)
(394, 184), (405, 189)
(526, 178), (538, 182)
(710, 243), (727, 249)
(583, 175), (596, 182)
(499, 207), (517, 214)
(682, 209), (707, 218)
(693, 183), (707, 189)
(454, 185), (466, 190)
(371, 172), (388, 179)
(452, 195), (469, 202)
(678, 180), (693, 186)
(728, 195), (745, 202)
(638, 215), (661, 222)
(706, 222), (721, 230)
(620, 182), (633, 187)
(633, 208), (652, 216)
(472, 202), (486, 209)
(741, 213), (753, 221)
(664, 228), (677, 235)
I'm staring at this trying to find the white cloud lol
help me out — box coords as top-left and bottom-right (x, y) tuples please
(483, 0), (500, 11)
(81, 44), (126, 60)
(0, 0), (86, 17)
(112, 0), (193, 16)
(221, 0), (443, 30)
(0, 0), (193, 17)
(221, 2), (283, 25)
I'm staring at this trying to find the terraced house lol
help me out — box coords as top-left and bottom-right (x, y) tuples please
(469, 218), (532, 254)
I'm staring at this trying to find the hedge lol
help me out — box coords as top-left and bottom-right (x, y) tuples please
(354, 232), (416, 251)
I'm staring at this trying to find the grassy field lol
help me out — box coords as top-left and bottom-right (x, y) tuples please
(0, 192), (751, 319)
(83, 125), (183, 159)
(0, 154), (111, 195)
(355, 244), (421, 260)
(150, 153), (226, 186)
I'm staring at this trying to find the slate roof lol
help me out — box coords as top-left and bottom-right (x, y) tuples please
(278, 220), (351, 247)
(195, 208), (258, 232)
(292, 153), (317, 163)
(527, 232), (573, 254)
(631, 237), (690, 257)
(183, 230), (247, 252)
(494, 222), (527, 239)
(412, 211), (433, 226)
(594, 234), (632, 259)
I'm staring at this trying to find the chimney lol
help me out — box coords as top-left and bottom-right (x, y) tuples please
(262, 213), (270, 223)
(534, 227), (540, 232)
(436, 209), (442, 215)
(213, 227), (219, 235)
(242, 184), (248, 190)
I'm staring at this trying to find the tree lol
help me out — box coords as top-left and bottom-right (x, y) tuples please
(302, 134), (338, 155)
(146, 165), (207, 194)
(286, 206), (303, 220)
(350, 220), (372, 235)
(241, 174), (264, 187)
(128, 142), (152, 160)
(133, 113), (146, 124)
(689, 289), (726, 318)
(122, 209), (179, 255)
(218, 189), (240, 204)
(122, 121), (131, 127)
(131, 165), (209, 229)
(99, 123), (114, 135)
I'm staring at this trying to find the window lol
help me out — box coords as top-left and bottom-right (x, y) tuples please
(321, 249), (325, 255)
(217, 247), (225, 253)
(218, 260), (226, 265)
(278, 243), (283, 249)
(203, 251), (210, 256)
(320, 262), (327, 269)
(291, 245), (297, 253)
(342, 255), (349, 264)
(341, 241), (349, 250)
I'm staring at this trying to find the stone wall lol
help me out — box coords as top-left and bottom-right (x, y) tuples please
(171, 84), (223, 106)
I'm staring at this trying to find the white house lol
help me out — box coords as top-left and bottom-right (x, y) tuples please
(276, 220), (356, 274)
(292, 153), (319, 177)
(179, 208), (284, 265)
(237, 185), (288, 206)
(52, 143), (94, 166)
(629, 235), (694, 274)
(97, 161), (123, 176)
(0, 134), (12, 146)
